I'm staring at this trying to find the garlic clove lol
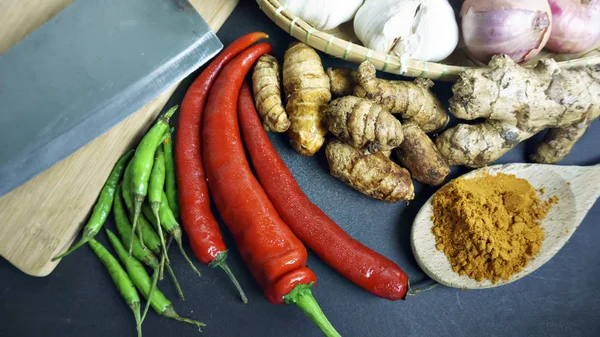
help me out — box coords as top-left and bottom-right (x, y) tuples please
(406, 0), (459, 62)
(355, 0), (459, 62)
(280, 0), (364, 31)
(355, 0), (414, 53)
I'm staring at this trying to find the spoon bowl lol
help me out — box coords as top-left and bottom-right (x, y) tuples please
(411, 163), (600, 289)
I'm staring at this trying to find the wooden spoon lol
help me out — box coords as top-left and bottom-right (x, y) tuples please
(411, 163), (600, 289)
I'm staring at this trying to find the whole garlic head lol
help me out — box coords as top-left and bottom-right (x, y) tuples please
(354, 0), (459, 62)
(280, 0), (364, 31)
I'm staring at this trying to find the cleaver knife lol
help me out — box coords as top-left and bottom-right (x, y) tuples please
(0, 0), (222, 197)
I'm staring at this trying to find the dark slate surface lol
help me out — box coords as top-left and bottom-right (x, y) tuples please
(1, 1), (599, 336)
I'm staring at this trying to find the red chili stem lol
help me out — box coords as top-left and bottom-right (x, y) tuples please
(237, 83), (409, 300)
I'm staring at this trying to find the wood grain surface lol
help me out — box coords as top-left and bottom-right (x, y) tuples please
(0, 0), (239, 277)
(411, 163), (600, 289)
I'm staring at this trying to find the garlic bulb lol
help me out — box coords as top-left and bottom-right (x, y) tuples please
(354, 0), (459, 62)
(279, 0), (364, 31)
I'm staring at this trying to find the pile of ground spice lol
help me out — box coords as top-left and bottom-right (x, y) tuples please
(431, 172), (557, 283)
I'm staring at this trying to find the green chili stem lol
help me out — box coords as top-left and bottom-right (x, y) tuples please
(173, 229), (201, 277)
(209, 251), (247, 304)
(162, 237), (184, 300)
(407, 279), (439, 296)
(150, 202), (169, 279)
(140, 252), (162, 324)
(52, 228), (93, 260)
(130, 196), (146, 255)
(161, 305), (206, 332)
(137, 215), (161, 255)
(130, 302), (142, 337)
(165, 261), (185, 300)
(283, 283), (341, 337)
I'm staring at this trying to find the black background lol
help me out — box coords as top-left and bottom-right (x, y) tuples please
(2, 1), (600, 336)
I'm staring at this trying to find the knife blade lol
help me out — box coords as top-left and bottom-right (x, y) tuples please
(0, 0), (222, 197)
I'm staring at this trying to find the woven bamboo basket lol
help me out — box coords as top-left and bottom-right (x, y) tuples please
(257, 0), (600, 81)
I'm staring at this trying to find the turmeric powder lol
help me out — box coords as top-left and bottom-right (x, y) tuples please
(431, 173), (557, 283)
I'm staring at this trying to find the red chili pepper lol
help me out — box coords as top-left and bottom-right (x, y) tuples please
(175, 32), (268, 304)
(202, 46), (341, 337)
(238, 83), (409, 300)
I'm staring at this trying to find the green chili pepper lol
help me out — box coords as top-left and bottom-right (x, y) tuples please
(114, 185), (160, 268)
(123, 158), (146, 251)
(106, 229), (159, 326)
(149, 147), (166, 215)
(107, 228), (205, 331)
(123, 160), (162, 254)
(141, 201), (159, 227)
(52, 151), (133, 261)
(114, 190), (184, 300)
(158, 191), (201, 278)
(162, 132), (179, 218)
(147, 146), (169, 268)
(88, 238), (142, 337)
(129, 106), (177, 255)
(118, 186), (183, 300)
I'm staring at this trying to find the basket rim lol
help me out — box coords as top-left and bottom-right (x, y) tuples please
(257, 0), (600, 81)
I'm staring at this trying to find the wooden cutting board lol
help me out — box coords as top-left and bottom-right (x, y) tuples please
(0, 0), (239, 277)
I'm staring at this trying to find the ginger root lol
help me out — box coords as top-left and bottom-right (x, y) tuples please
(532, 93), (600, 164)
(437, 56), (600, 167)
(252, 54), (290, 132)
(353, 61), (449, 133)
(395, 123), (450, 186)
(326, 139), (414, 202)
(324, 96), (404, 154)
(283, 42), (331, 156)
(327, 67), (357, 97)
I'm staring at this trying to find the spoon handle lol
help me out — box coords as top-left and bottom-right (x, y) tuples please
(557, 164), (600, 216)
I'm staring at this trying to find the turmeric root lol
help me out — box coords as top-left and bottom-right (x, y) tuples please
(326, 139), (414, 202)
(283, 42), (331, 156)
(324, 96), (404, 154)
(395, 123), (450, 186)
(353, 61), (449, 133)
(252, 54), (290, 132)
(327, 67), (357, 97)
(437, 55), (600, 167)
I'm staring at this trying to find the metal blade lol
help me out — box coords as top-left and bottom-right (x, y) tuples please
(0, 0), (222, 196)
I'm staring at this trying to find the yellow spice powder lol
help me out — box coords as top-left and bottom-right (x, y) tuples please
(431, 172), (557, 283)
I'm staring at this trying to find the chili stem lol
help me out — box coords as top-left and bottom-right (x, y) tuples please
(163, 236), (184, 300)
(130, 302), (142, 337)
(284, 283), (341, 337)
(165, 262), (185, 300)
(150, 203), (168, 278)
(52, 229), (93, 260)
(209, 251), (247, 304)
(140, 251), (163, 324)
(407, 279), (439, 296)
(173, 228), (201, 277)
(130, 196), (146, 255)
(161, 305), (206, 332)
